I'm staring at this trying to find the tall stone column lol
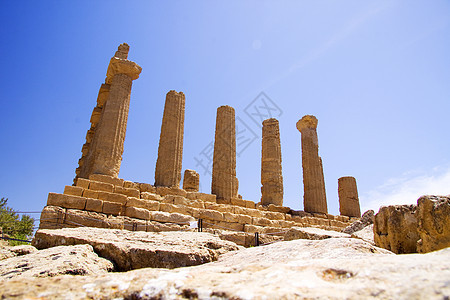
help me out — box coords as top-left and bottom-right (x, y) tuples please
(296, 115), (328, 214)
(261, 118), (283, 206)
(211, 105), (239, 202)
(154, 90), (185, 187)
(77, 43), (142, 179)
(338, 176), (361, 217)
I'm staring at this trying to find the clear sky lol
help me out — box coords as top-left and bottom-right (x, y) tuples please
(1, 1), (449, 218)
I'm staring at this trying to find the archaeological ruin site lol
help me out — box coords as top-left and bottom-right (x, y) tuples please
(37, 43), (367, 246)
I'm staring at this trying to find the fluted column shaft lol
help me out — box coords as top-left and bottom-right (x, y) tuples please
(78, 44), (141, 179)
(211, 105), (239, 201)
(261, 118), (283, 206)
(338, 176), (361, 217)
(297, 115), (328, 214)
(155, 90), (185, 187)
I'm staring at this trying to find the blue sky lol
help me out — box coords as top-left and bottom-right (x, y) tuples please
(1, 0), (449, 218)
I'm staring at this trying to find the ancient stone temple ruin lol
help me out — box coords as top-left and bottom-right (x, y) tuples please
(37, 44), (361, 247)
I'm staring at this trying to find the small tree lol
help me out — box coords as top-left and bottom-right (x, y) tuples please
(0, 198), (35, 245)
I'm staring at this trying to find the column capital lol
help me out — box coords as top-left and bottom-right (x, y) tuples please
(106, 57), (142, 84)
(296, 115), (318, 132)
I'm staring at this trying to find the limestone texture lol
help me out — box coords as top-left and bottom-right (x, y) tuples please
(417, 195), (450, 253)
(374, 204), (419, 254)
(0, 244), (113, 282)
(183, 169), (199, 192)
(338, 176), (361, 217)
(351, 224), (375, 245)
(6, 239), (450, 300)
(0, 245), (38, 261)
(342, 209), (374, 234)
(32, 227), (240, 271)
(211, 105), (239, 201)
(260, 118), (283, 206)
(155, 90), (185, 187)
(77, 43), (142, 180)
(296, 115), (328, 214)
(284, 226), (350, 241)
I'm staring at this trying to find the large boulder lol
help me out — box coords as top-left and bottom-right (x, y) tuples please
(0, 244), (113, 282)
(342, 209), (374, 234)
(417, 195), (450, 253)
(374, 204), (419, 254)
(32, 227), (241, 271)
(3, 239), (449, 299)
(284, 226), (350, 241)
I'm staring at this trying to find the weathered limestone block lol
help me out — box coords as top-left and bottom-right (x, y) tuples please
(267, 204), (290, 214)
(39, 206), (66, 230)
(82, 189), (99, 199)
(0, 244), (114, 281)
(75, 178), (90, 189)
(284, 227), (350, 241)
(156, 186), (187, 197)
(64, 209), (108, 228)
(77, 43), (141, 179)
(123, 181), (140, 189)
(114, 186), (140, 198)
(155, 90), (185, 187)
(47, 193), (86, 210)
(123, 218), (147, 232)
(97, 191), (127, 205)
(261, 118), (284, 206)
(417, 195), (450, 253)
(126, 197), (160, 211)
(89, 174), (124, 187)
(186, 192), (216, 203)
(125, 207), (151, 220)
(85, 198), (103, 213)
(211, 105), (239, 201)
(149, 211), (195, 224)
(342, 210), (373, 234)
(102, 201), (123, 216)
(338, 176), (361, 217)
(374, 205), (419, 254)
(89, 181), (114, 193)
(140, 192), (163, 202)
(63, 186), (84, 197)
(230, 197), (246, 207)
(139, 183), (156, 193)
(205, 203), (234, 214)
(296, 115), (328, 214)
(183, 169), (199, 192)
(196, 209), (224, 222)
(172, 196), (204, 209)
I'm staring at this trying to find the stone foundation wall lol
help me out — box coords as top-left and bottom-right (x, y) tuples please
(38, 175), (356, 247)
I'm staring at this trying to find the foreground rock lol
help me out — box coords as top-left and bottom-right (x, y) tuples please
(342, 209), (374, 234)
(32, 227), (241, 271)
(3, 238), (449, 299)
(351, 224), (375, 245)
(0, 245), (37, 261)
(374, 204), (419, 254)
(0, 244), (113, 282)
(374, 195), (450, 254)
(284, 226), (350, 241)
(417, 195), (450, 253)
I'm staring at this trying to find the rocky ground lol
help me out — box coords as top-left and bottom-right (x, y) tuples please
(0, 225), (449, 299)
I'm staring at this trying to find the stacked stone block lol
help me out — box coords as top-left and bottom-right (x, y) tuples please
(155, 90), (185, 187)
(39, 175), (354, 247)
(296, 115), (328, 214)
(261, 118), (284, 206)
(183, 169), (199, 192)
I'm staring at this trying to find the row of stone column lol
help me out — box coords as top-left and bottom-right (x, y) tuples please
(75, 44), (360, 217)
